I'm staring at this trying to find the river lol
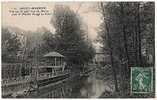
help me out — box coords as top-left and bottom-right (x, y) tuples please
(27, 69), (111, 98)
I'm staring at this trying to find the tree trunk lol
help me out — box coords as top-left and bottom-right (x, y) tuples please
(135, 17), (139, 66)
(100, 2), (119, 92)
(119, 3), (129, 77)
(137, 3), (142, 67)
(110, 50), (119, 92)
(106, 23), (119, 92)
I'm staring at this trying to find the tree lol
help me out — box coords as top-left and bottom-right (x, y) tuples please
(140, 2), (155, 66)
(2, 27), (21, 62)
(97, 2), (155, 96)
(50, 5), (95, 69)
(98, 2), (121, 92)
(24, 27), (53, 62)
(42, 29), (58, 52)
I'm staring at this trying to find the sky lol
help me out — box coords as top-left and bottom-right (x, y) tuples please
(2, 2), (102, 41)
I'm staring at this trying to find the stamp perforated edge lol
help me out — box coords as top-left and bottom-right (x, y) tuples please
(130, 67), (153, 94)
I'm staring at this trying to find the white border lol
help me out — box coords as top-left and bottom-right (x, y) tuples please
(0, 0), (156, 99)
(1, 0), (156, 1)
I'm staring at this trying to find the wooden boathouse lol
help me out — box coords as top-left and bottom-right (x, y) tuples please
(2, 51), (70, 97)
(37, 51), (67, 80)
(37, 52), (70, 87)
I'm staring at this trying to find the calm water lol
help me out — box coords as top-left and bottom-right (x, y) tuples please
(30, 70), (107, 98)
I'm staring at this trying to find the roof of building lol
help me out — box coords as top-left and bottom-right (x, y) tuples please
(44, 51), (64, 58)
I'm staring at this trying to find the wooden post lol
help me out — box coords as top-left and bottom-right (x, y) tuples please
(60, 57), (62, 67)
(52, 68), (54, 76)
(20, 63), (22, 79)
(55, 57), (56, 66)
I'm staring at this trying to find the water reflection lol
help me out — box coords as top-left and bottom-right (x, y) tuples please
(34, 71), (107, 98)
(80, 72), (105, 98)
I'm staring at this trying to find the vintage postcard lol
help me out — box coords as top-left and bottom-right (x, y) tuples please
(1, 1), (155, 98)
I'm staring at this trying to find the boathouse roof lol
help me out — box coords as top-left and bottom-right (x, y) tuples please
(44, 51), (64, 58)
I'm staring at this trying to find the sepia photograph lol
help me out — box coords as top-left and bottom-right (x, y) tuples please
(1, 1), (155, 98)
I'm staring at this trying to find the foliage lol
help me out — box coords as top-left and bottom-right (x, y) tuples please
(97, 2), (154, 96)
(2, 27), (21, 62)
(50, 5), (95, 66)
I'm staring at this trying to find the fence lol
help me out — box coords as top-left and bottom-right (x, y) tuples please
(2, 63), (36, 96)
(37, 70), (70, 80)
(2, 63), (35, 86)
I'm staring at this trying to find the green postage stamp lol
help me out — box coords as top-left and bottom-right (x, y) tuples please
(131, 67), (153, 93)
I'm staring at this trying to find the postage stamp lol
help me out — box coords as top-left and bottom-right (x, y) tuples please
(131, 67), (153, 94)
